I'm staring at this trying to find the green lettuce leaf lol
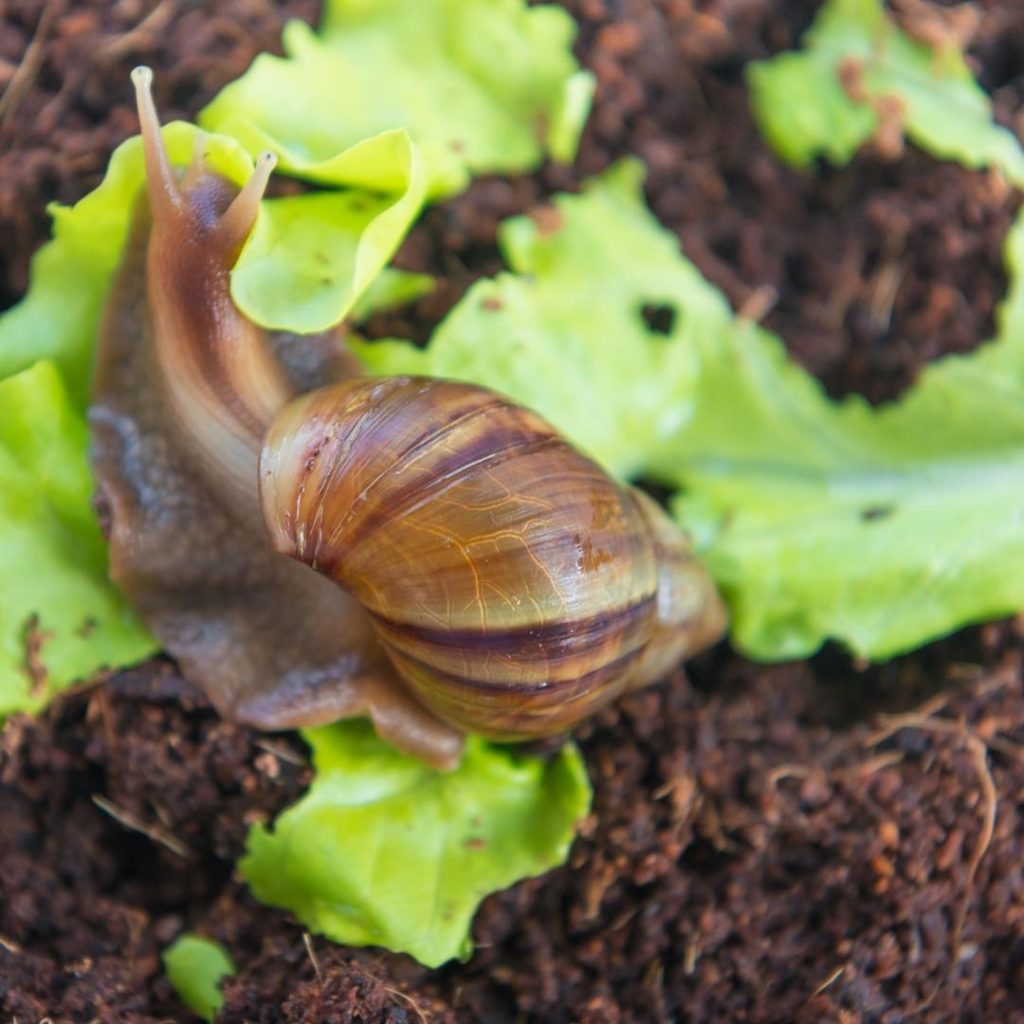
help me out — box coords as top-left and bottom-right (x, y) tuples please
(241, 721), (591, 967)
(229, 130), (427, 331)
(353, 159), (700, 479)
(350, 268), (435, 322)
(747, 0), (1024, 182)
(664, 213), (1024, 660)
(164, 934), (237, 1023)
(0, 362), (155, 717)
(200, 0), (594, 199)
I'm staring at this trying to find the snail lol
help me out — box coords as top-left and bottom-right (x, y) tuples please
(88, 67), (727, 769)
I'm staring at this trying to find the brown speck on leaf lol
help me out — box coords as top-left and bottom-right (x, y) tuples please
(464, 836), (486, 851)
(838, 56), (868, 104)
(529, 204), (565, 236)
(868, 93), (909, 162)
(77, 616), (98, 638)
(480, 295), (503, 311)
(838, 55), (909, 164)
(890, 0), (981, 58)
(22, 613), (53, 699)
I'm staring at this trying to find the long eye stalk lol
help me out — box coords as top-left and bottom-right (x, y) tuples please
(131, 65), (181, 218)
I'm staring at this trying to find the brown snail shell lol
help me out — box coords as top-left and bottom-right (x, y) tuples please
(260, 377), (727, 740)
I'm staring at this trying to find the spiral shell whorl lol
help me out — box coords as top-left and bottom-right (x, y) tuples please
(260, 377), (667, 738)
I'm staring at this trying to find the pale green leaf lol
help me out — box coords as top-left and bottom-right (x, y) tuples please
(231, 131), (426, 331)
(350, 268), (435, 321)
(200, 0), (594, 199)
(353, 159), (701, 479)
(241, 721), (591, 968)
(0, 362), (155, 718)
(661, 220), (1024, 661)
(747, 0), (1024, 182)
(164, 934), (237, 1023)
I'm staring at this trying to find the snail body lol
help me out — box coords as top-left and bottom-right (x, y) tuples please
(89, 69), (726, 768)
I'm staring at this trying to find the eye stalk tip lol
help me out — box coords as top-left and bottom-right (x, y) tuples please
(215, 149), (277, 252)
(130, 64), (181, 213)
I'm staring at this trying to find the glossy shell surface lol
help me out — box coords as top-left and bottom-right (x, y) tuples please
(260, 377), (665, 738)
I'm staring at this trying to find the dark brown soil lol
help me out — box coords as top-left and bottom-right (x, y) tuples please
(3, 1), (1024, 1022)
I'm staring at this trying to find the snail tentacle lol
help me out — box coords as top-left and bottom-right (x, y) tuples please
(131, 66), (181, 217)
(217, 150), (277, 254)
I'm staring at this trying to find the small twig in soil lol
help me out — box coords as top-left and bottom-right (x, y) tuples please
(946, 661), (989, 683)
(856, 749), (906, 776)
(255, 737), (309, 768)
(736, 285), (778, 324)
(821, 242), (864, 329)
(94, 0), (178, 62)
(303, 932), (323, 985)
(765, 763), (813, 788)
(91, 794), (194, 859)
(0, 3), (55, 131)
(987, 733), (1024, 762)
(50, 669), (115, 706)
(864, 691), (952, 746)
(808, 963), (846, 1002)
(953, 731), (996, 962)
(609, 906), (638, 933)
(86, 685), (120, 756)
(864, 260), (906, 333)
(382, 986), (430, 1024)
(683, 935), (699, 975)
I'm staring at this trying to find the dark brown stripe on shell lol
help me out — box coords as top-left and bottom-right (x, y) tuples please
(371, 593), (655, 680)
(385, 644), (643, 738)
